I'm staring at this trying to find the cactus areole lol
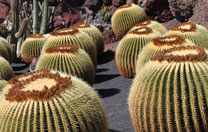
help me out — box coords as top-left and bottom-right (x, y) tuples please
(172, 22), (197, 32)
(51, 28), (79, 36)
(153, 35), (185, 46)
(46, 45), (79, 53)
(118, 3), (132, 9)
(29, 34), (45, 38)
(6, 70), (72, 102)
(129, 27), (153, 35)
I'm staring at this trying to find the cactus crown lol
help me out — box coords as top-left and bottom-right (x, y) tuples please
(135, 20), (151, 26)
(151, 46), (207, 62)
(153, 35), (185, 46)
(50, 28), (79, 36)
(118, 3), (132, 9)
(46, 45), (79, 53)
(129, 27), (153, 35)
(172, 22), (197, 32)
(5, 70), (72, 102)
(29, 34), (44, 39)
(74, 21), (90, 28)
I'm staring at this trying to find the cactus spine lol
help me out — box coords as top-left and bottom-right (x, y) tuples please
(129, 46), (208, 132)
(115, 27), (161, 78)
(136, 35), (195, 73)
(36, 46), (95, 84)
(20, 34), (46, 63)
(42, 28), (97, 66)
(130, 20), (167, 34)
(166, 22), (208, 49)
(111, 3), (147, 38)
(0, 70), (108, 132)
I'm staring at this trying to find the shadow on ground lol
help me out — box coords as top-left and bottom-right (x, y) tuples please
(95, 74), (120, 84)
(96, 88), (120, 98)
(109, 129), (122, 132)
(97, 50), (115, 65)
(96, 68), (109, 73)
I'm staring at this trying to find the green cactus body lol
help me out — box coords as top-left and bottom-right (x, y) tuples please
(166, 22), (208, 49)
(0, 56), (13, 80)
(75, 22), (104, 55)
(129, 46), (208, 132)
(42, 28), (97, 66)
(0, 80), (7, 92)
(20, 34), (46, 63)
(111, 3), (147, 38)
(0, 37), (12, 62)
(130, 20), (167, 34)
(36, 46), (95, 84)
(0, 70), (108, 132)
(136, 35), (195, 73)
(115, 27), (161, 78)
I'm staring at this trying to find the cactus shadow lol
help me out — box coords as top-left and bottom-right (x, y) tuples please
(97, 50), (115, 65)
(95, 74), (120, 84)
(108, 129), (122, 132)
(96, 68), (109, 73)
(96, 88), (120, 98)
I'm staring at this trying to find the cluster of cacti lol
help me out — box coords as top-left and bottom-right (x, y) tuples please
(36, 45), (95, 84)
(130, 20), (168, 34)
(115, 27), (161, 78)
(0, 56), (13, 80)
(42, 28), (97, 66)
(0, 37), (12, 62)
(129, 45), (208, 132)
(74, 21), (104, 54)
(136, 35), (195, 73)
(166, 22), (208, 49)
(0, 70), (108, 132)
(20, 34), (46, 63)
(111, 3), (147, 37)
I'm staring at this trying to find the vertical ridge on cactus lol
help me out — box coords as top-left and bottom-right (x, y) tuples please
(166, 22), (208, 49)
(74, 21), (104, 55)
(136, 35), (195, 73)
(0, 56), (13, 80)
(115, 27), (161, 78)
(0, 37), (12, 62)
(130, 20), (167, 34)
(36, 45), (95, 85)
(20, 34), (46, 63)
(129, 45), (208, 132)
(42, 28), (97, 66)
(111, 3), (147, 38)
(0, 70), (108, 132)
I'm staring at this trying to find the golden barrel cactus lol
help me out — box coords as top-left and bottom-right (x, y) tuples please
(111, 3), (147, 37)
(130, 20), (167, 34)
(166, 22), (208, 49)
(136, 35), (195, 73)
(42, 28), (97, 66)
(74, 21), (104, 54)
(36, 45), (95, 84)
(0, 37), (12, 62)
(0, 70), (108, 132)
(115, 27), (161, 78)
(129, 45), (208, 132)
(20, 34), (46, 63)
(0, 56), (13, 80)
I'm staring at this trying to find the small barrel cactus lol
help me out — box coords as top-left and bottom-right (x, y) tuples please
(0, 70), (108, 132)
(20, 34), (46, 63)
(0, 56), (13, 80)
(74, 21), (104, 55)
(115, 27), (161, 78)
(111, 3), (147, 38)
(36, 45), (95, 84)
(166, 22), (208, 49)
(130, 20), (168, 34)
(42, 28), (97, 66)
(129, 45), (208, 132)
(136, 35), (195, 73)
(0, 37), (12, 62)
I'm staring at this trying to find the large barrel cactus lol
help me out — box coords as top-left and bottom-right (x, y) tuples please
(74, 21), (104, 55)
(0, 37), (12, 62)
(0, 70), (108, 132)
(115, 27), (161, 78)
(42, 28), (97, 66)
(166, 22), (208, 49)
(0, 56), (13, 80)
(130, 20), (167, 34)
(36, 45), (95, 84)
(129, 45), (208, 132)
(111, 3), (147, 38)
(136, 35), (195, 73)
(20, 34), (46, 63)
